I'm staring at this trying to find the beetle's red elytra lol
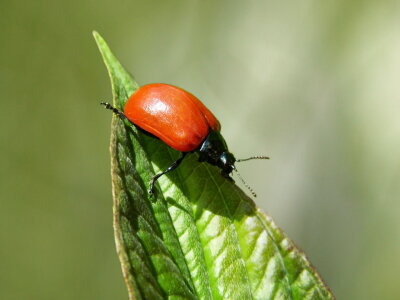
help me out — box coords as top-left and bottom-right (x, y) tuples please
(124, 84), (220, 152)
(101, 83), (269, 197)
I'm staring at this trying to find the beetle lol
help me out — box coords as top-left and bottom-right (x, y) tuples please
(101, 83), (268, 196)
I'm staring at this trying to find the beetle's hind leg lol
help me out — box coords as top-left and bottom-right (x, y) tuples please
(149, 152), (187, 196)
(101, 102), (133, 125)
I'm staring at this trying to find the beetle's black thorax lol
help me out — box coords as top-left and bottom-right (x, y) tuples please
(198, 130), (236, 177)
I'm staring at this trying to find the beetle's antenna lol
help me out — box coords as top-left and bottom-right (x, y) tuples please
(236, 156), (270, 162)
(233, 167), (257, 198)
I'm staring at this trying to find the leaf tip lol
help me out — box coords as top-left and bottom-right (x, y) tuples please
(92, 30), (104, 46)
(92, 31), (113, 71)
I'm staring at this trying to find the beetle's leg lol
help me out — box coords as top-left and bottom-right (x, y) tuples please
(149, 152), (187, 196)
(101, 102), (134, 125)
(221, 170), (235, 182)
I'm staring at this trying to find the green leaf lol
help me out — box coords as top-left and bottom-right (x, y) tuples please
(93, 31), (335, 300)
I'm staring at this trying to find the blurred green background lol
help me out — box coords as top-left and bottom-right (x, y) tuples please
(1, 0), (399, 299)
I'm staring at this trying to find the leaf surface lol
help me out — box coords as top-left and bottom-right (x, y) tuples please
(94, 31), (334, 300)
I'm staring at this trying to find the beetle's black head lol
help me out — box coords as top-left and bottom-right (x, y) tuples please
(198, 130), (236, 177)
(198, 130), (269, 197)
(218, 151), (236, 177)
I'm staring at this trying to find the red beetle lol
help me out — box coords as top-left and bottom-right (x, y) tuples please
(102, 83), (268, 196)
